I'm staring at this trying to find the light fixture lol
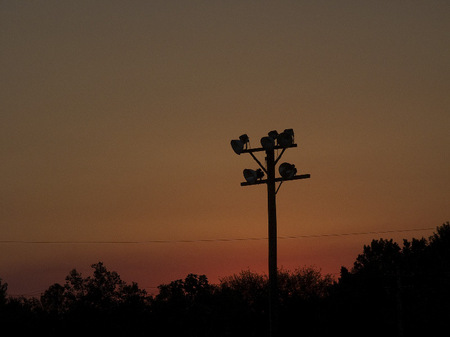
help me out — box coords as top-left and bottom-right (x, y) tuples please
(268, 130), (278, 140)
(243, 168), (264, 184)
(230, 134), (249, 155)
(239, 134), (249, 144)
(260, 136), (275, 151)
(277, 129), (294, 147)
(278, 162), (297, 179)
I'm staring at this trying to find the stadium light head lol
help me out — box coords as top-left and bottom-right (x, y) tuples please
(230, 134), (249, 155)
(243, 168), (264, 184)
(268, 130), (278, 140)
(278, 162), (297, 179)
(260, 136), (275, 151)
(239, 134), (249, 144)
(277, 129), (294, 147)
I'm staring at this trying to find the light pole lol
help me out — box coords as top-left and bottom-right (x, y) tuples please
(231, 129), (310, 337)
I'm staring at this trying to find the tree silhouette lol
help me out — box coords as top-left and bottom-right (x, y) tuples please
(40, 262), (150, 336)
(330, 222), (450, 337)
(40, 283), (65, 316)
(152, 273), (215, 336)
(0, 278), (7, 307)
(278, 267), (333, 336)
(216, 269), (269, 336)
(214, 267), (333, 336)
(1, 223), (449, 336)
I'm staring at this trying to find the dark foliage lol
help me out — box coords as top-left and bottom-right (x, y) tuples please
(0, 222), (449, 336)
(329, 222), (450, 337)
(152, 273), (217, 336)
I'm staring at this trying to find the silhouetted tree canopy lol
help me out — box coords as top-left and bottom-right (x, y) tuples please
(40, 262), (150, 336)
(0, 222), (449, 336)
(332, 222), (450, 337)
(151, 273), (216, 336)
(0, 278), (7, 307)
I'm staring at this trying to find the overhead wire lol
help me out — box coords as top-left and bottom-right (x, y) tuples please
(0, 227), (436, 245)
(2, 227), (437, 298)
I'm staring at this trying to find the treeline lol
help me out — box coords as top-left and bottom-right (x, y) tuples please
(1, 222), (449, 337)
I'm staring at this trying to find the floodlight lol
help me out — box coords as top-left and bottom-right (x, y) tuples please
(230, 134), (249, 155)
(278, 162), (297, 179)
(243, 168), (264, 184)
(231, 140), (244, 154)
(268, 130), (278, 140)
(277, 129), (294, 147)
(239, 134), (249, 144)
(260, 136), (275, 151)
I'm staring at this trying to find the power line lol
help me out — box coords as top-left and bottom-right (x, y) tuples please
(2, 227), (437, 298)
(278, 227), (436, 240)
(0, 227), (435, 245)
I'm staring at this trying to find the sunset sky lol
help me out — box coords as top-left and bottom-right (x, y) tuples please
(1, 1), (449, 296)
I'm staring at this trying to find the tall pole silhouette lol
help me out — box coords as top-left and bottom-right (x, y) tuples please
(266, 147), (278, 336)
(231, 129), (310, 337)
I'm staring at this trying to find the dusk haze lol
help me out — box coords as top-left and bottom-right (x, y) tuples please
(1, 1), (448, 317)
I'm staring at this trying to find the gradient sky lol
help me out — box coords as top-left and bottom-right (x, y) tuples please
(1, 0), (449, 296)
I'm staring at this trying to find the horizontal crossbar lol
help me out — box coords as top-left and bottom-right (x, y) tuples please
(240, 174), (310, 186)
(239, 143), (297, 154)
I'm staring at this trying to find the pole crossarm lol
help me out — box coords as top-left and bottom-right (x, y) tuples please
(240, 143), (297, 154)
(240, 174), (310, 186)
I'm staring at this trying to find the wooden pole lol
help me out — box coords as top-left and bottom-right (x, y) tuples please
(266, 148), (278, 337)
